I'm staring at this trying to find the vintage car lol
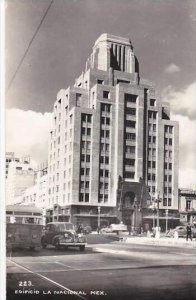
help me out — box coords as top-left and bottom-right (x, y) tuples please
(101, 223), (128, 234)
(167, 225), (196, 238)
(41, 222), (87, 251)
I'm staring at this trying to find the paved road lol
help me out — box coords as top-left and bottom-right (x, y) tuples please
(6, 234), (196, 300)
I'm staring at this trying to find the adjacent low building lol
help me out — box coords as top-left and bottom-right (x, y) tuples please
(179, 189), (196, 225)
(46, 34), (179, 231)
(6, 158), (35, 205)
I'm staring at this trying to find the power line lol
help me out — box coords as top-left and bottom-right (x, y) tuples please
(6, 0), (54, 93)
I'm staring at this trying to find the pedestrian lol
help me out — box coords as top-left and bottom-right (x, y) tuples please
(77, 224), (83, 234)
(186, 223), (192, 241)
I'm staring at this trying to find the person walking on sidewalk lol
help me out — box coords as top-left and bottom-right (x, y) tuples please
(186, 223), (192, 241)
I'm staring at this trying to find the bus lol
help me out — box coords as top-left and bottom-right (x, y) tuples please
(6, 205), (43, 250)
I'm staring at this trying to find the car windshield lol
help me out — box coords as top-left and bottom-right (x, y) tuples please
(56, 223), (74, 231)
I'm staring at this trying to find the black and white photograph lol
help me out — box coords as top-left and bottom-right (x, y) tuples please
(2, 0), (196, 299)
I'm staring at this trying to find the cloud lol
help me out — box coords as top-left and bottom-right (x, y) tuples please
(171, 113), (196, 189)
(162, 82), (196, 119)
(6, 109), (53, 166)
(162, 83), (196, 188)
(164, 63), (180, 74)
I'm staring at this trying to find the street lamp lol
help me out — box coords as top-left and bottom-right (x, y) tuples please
(155, 192), (161, 228)
(165, 209), (168, 233)
(98, 206), (101, 233)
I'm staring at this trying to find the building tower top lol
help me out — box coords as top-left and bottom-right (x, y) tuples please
(86, 33), (139, 75)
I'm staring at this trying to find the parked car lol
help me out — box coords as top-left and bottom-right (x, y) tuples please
(167, 225), (196, 238)
(41, 222), (87, 251)
(101, 223), (128, 234)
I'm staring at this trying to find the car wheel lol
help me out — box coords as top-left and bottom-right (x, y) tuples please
(41, 238), (47, 249)
(79, 245), (85, 252)
(54, 239), (60, 250)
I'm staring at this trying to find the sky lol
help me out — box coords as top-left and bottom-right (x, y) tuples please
(5, 0), (196, 188)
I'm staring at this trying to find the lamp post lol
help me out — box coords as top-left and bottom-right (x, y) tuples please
(165, 209), (168, 233)
(98, 206), (101, 233)
(155, 192), (161, 228)
(152, 201), (156, 229)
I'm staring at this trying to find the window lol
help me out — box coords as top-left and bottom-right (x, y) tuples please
(86, 168), (90, 176)
(153, 124), (156, 132)
(168, 175), (172, 182)
(126, 159), (135, 166)
(76, 93), (82, 106)
(126, 146), (135, 154)
(86, 155), (90, 162)
(163, 198), (167, 206)
(86, 182), (89, 188)
(168, 198), (172, 206)
(169, 163), (172, 170)
(186, 200), (191, 210)
(105, 157), (109, 164)
(105, 144), (110, 151)
(150, 99), (156, 106)
(80, 181), (85, 189)
(80, 168), (85, 175)
(106, 118), (110, 125)
(81, 154), (85, 162)
(105, 170), (109, 177)
(79, 193), (84, 202)
(152, 174), (156, 181)
(169, 138), (172, 146)
(103, 91), (110, 99)
(87, 128), (91, 136)
(126, 120), (136, 128)
(85, 194), (89, 202)
(104, 194), (108, 202)
(105, 130), (110, 138)
(152, 161), (156, 168)
(168, 187), (172, 194)
(125, 93), (137, 103)
(153, 136), (156, 143)
(127, 107), (136, 115)
(81, 141), (85, 149)
(126, 133), (136, 141)
(125, 172), (135, 179)
(97, 79), (104, 84)
(82, 128), (85, 135)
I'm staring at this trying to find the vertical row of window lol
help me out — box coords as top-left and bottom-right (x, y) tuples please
(79, 114), (92, 202)
(147, 110), (157, 198)
(163, 125), (173, 207)
(124, 94), (137, 180)
(99, 103), (111, 203)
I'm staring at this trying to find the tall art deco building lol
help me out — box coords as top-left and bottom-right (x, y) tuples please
(47, 34), (179, 230)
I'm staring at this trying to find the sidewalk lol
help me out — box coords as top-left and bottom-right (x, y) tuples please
(120, 236), (196, 248)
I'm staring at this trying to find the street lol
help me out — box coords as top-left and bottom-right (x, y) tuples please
(6, 234), (196, 300)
